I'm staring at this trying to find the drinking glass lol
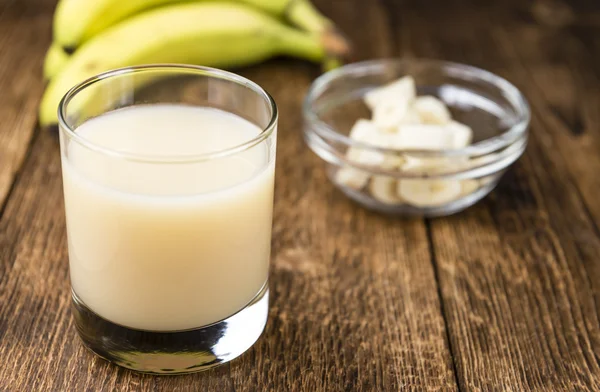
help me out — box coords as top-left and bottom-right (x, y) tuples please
(57, 64), (277, 374)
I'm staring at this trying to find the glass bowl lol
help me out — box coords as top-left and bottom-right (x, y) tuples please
(303, 59), (530, 217)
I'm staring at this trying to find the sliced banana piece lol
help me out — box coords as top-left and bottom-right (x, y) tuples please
(381, 154), (405, 170)
(413, 96), (451, 125)
(460, 179), (480, 196)
(349, 119), (377, 142)
(338, 119), (389, 190)
(372, 99), (425, 131)
(398, 179), (463, 207)
(367, 76), (416, 131)
(392, 121), (472, 151)
(447, 121), (473, 148)
(364, 76), (416, 111)
(399, 156), (464, 207)
(393, 124), (457, 150)
(346, 148), (385, 166)
(348, 119), (392, 148)
(336, 167), (370, 190)
(402, 155), (458, 172)
(372, 104), (410, 131)
(344, 119), (386, 165)
(479, 173), (499, 186)
(400, 110), (422, 125)
(369, 176), (402, 205)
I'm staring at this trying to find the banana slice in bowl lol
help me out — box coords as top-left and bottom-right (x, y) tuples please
(398, 179), (462, 207)
(304, 59), (530, 217)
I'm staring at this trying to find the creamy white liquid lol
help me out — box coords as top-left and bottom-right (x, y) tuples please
(61, 104), (275, 331)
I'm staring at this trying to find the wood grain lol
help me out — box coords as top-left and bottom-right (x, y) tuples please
(396, 0), (600, 390)
(0, 0), (53, 210)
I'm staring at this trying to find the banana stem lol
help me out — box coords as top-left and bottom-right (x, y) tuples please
(285, 0), (330, 33)
(285, 0), (351, 58)
(277, 27), (325, 62)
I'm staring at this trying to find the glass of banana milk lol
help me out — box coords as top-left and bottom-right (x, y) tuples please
(57, 65), (277, 374)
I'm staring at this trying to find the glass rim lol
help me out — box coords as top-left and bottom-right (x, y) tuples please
(58, 64), (278, 163)
(303, 58), (531, 158)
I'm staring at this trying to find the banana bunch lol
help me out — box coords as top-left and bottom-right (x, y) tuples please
(40, 0), (349, 126)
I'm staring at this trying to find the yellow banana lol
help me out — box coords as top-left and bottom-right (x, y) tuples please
(54, 0), (346, 53)
(54, 0), (183, 51)
(40, 2), (333, 126)
(43, 43), (70, 80)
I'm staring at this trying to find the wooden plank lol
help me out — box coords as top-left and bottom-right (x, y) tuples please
(0, 0), (458, 390)
(0, 0), (53, 211)
(0, 98), (457, 392)
(233, 56), (456, 391)
(395, 0), (600, 389)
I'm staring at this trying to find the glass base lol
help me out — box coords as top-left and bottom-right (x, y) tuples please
(71, 283), (269, 374)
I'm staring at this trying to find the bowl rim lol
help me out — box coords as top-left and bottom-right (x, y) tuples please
(303, 58), (530, 158)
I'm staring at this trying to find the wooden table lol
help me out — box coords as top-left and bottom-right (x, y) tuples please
(2, 0), (600, 390)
